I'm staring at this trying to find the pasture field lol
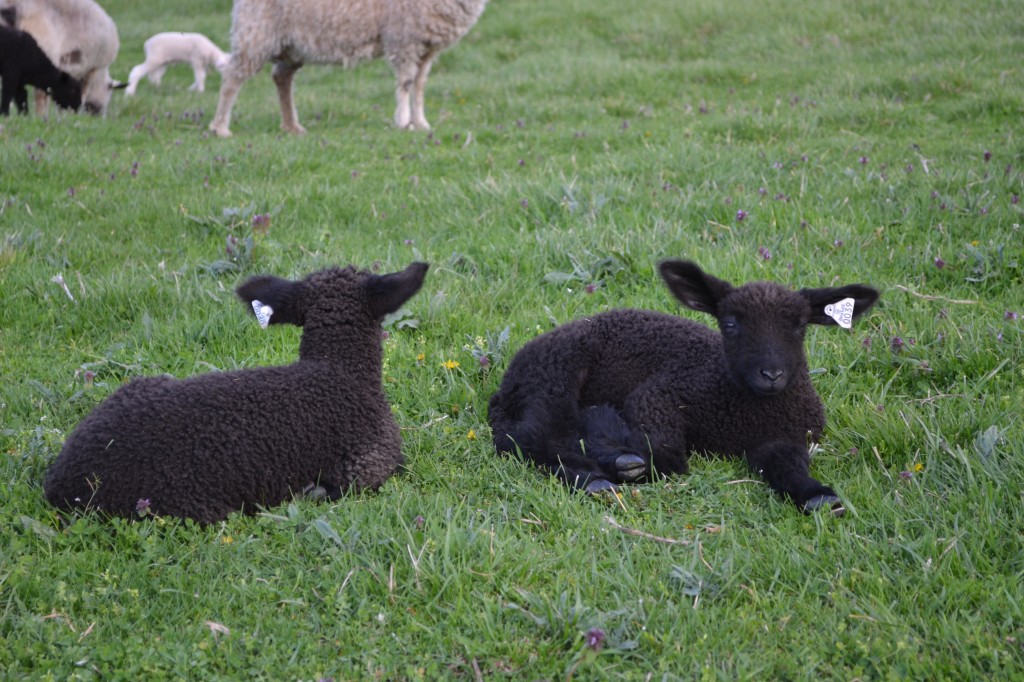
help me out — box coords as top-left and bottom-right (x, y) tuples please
(1, 0), (1022, 678)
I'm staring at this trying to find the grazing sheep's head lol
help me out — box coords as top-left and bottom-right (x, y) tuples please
(236, 262), (429, 355)
(660, 260), (879, 397)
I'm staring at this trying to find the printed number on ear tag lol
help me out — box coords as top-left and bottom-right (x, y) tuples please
(824, 298), (855, 329)
(252, 299), (274, 329)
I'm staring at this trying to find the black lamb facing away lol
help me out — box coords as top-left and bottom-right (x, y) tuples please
(44, 261), (429, 524)
(487, 260), (880, 515)
(0, 23), (81, 115)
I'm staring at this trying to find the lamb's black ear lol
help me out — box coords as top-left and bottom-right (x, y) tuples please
(801, 284), (880, 327)
(659, 260), (735, 315)
(236, 275), (306, 326)
(365, 262), (429, 319)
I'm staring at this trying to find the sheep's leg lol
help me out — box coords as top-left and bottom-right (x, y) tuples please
(392, 61), (417, 129)
(33, 88), (49, 117)
(125, 63), (147, 96)
(210, 73), (244, 137)
(190, 63), (207, 93)
(1, 80), (16, 115)
(149, 65), (167, 86)
(272, 61), (306, 134)
(409, 52), (439, 131)
(491, 403), (615, 493)
(618, 384), (690, 481)
(579, 405), (647, 482)
(745, 441), (844, 516)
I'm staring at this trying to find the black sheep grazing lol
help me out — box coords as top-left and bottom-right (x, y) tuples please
(0, 23), (81, 115)
(44, 262), (429, 524)
(487, 260), (880, 515)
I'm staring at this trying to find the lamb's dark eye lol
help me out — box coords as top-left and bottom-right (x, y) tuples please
(720, 318), (740, 336)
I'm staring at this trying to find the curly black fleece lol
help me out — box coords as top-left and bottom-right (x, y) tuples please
(488, 259), (879, 510)
(44, 262), (428, 524)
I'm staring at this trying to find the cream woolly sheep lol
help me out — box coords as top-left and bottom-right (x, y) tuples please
(209, 0), (488, 137)
(488, 260), (880, 515)
(125, 32), (230, 96)
(0, 0), (122, 115)
(44, 262), (429, 524)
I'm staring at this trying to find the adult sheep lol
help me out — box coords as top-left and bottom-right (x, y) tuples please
(0, 0), (122, 115)
(0, 24), (81, 115)
(487, 260), (880, 515)
(44, 261), (429, 524)
(209, 0), (489, 137)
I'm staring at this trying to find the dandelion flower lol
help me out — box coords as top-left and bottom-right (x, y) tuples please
(467, 429), (477, 441)
(443, 359), (460, 370)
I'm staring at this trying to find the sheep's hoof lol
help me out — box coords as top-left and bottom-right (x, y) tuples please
(614, 454), (647, 481)
(584, 478), (618, 495)
(803, 494), (846, 517)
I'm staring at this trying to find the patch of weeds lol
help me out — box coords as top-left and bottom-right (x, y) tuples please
(189, 203), (281, 276)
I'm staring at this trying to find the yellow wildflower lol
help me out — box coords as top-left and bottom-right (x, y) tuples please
(467, 429), (477, 441)
(222, 536), (234, 544)
(913, 462), (924, 473)
(443, 360), (460, 370)
(416, 353), (425, 363)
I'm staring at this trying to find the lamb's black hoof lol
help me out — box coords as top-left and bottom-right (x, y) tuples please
(299, 483), (329, 501)
(803, 495), (846, 517)
(614, 454), (647, 481)
(584, 478), (618, 495)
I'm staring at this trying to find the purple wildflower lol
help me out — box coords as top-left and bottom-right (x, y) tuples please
(136, 498), (151, 513)
(83, 370), (96, 386)
(478, 355), (490, 369)
(1005, 311), (1020, 321)
(67, 187), (76, 198)
(758, 245), (772, 261)
(890, 336), (904, 352)
(983, 150), (992, 162)
(413, 515), (426, 529)
(1012, 195), (1020, 204)
(934, 256), (946, 269)
(862, 336), (872, 349)
(251, 213), (271, 232)
(906, 164), (914, 173)
(585, 628), (606, 651)
(833, 239), (844, 248)
(899, 470), (913, 480)
(758, 187), (767, 196)
(859, 156), (869, 165)
(931, 190), (940, 200)
(519, 198), (529, 208)
(585, 283), (598, 294)
(736, 209), (748, 222)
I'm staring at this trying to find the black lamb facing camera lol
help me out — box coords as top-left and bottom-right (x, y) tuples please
(488, 260), (879, 515)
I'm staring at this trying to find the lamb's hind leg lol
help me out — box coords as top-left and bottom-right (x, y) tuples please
(745, 441), (844, 516)
(491, 402), (614, 493)
(579, 405), (647, 483)
(189, 63), (207, 92)
(272, 60), (306, 134)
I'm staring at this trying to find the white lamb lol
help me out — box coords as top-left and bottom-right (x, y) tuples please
(209, 0), (489, 137)
(126, 32), (230, 96)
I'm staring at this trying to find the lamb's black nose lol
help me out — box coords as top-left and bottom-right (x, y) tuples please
(761, 368), (784, 383)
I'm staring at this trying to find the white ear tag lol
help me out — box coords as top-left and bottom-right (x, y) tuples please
(251, 299), (273, 329)
(824, 297), (855, 329)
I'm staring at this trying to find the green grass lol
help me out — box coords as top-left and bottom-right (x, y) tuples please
(2, 0), (1023, 678)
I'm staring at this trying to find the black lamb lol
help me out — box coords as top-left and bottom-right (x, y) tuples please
(487, 260), (879, 515)
(44, 261), (429, 524)
(0, 23), (81, 115)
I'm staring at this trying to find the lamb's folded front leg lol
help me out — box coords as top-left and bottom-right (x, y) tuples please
(745, 440), (844, 515)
